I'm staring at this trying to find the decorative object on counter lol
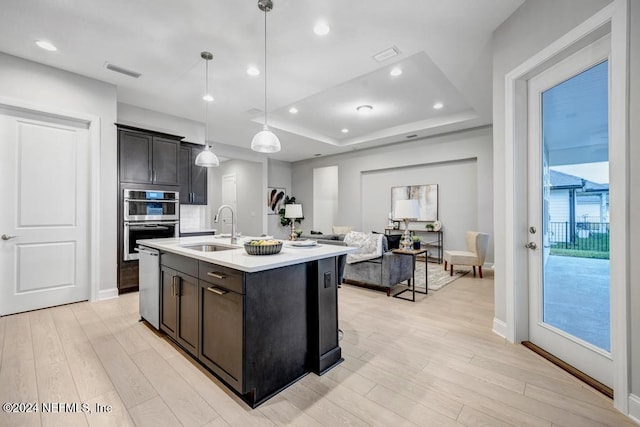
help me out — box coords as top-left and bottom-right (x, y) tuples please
(394, 199), (420, 250)
(267, 187), (285, 214)
(432, 220), (442, 231)
(244, 239), (283, 255)
(251, 0), (281, 153)
(391, 184), (438, 221)
(284, 204), (303, 240)
(412, 235), (422, 250)
(195, 51), (220, 167)
(279, 195), (304, 227)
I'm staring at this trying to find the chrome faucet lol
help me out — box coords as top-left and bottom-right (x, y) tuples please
(214, 205), (237, 244)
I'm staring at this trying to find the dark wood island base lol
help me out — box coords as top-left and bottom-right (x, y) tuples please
(158, 252), (343, 408)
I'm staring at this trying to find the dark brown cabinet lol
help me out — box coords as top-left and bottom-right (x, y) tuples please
(160, 255), (199, 355)
(118, 126), (181, 186)
(179, 143), (208, 205)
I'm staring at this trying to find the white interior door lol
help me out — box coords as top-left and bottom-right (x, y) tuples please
(0, 106), (91, 315)
(220, 173), (236, 235)
(527, 36), (612, 387)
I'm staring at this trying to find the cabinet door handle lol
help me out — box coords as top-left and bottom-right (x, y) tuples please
(207, 286), (228, 296)
(153, 171), (157, 182)
(207, 272), (227, 280)
(171, 277), (176, 297)
(149, 169), (153, 182)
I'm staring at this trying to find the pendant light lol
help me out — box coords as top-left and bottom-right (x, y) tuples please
(251, 0), (281, 153)
(195, 51), (220, 167)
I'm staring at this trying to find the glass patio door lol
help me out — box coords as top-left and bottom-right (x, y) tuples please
(527, 35), (612, 388)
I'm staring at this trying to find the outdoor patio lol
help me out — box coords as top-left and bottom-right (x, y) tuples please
(543, 254), (610, 352)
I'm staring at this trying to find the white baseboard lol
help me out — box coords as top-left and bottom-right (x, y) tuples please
(97, 287), (119, 301)
(492, 317), (507, 339)
(629, 393), (640, 424)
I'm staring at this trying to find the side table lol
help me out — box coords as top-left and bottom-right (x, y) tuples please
(391, 248), (428, 302)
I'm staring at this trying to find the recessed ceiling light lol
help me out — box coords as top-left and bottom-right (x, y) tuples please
(372, 46), (400, 62)
(390, 67), (402, 77)
(289, 107), (298, 114)
(246, 66), (260, 76)
(356, 105), (373, 114)
(433, 102), (444, 110)
(313, 22), (330, 36)
(203, 94), (214, 102)
(341, 128), (349, 133)
(35, 40), (57, 52)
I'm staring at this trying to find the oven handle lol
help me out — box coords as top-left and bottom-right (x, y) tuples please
(124, 221), (179, 226)
(124, 198), (179, 203)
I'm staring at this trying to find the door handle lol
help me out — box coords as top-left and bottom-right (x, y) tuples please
(525, 242), (537, 250)
(207, 286), (228, 296)
(1, 234), (19, 240)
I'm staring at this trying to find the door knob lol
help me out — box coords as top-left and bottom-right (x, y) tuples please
(525, 242), (537, 250)
(1, 234), (18, 240)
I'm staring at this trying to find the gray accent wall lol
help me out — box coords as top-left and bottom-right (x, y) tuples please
(291, 126), (493, 262)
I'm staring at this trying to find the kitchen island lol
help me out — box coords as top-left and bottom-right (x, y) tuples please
(137, 236), (353, 408)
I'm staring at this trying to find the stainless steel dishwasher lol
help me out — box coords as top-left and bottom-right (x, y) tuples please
(137, 245), (160, 329)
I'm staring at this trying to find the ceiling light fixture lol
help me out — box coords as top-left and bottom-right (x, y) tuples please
(195, 51), (220, 168)
(247, 66), (260, 76)
(313, 21), (330, 36)
(35, 40), (57, 51)
(289, 107), (298, 114)
(433, 102), (444, 110)
(372, 46), (400, 62)
(390, 67), (402, 77)
(251, 0), (281, 153)
(341, 128), (349, 133)
(356, 104), (373, 114)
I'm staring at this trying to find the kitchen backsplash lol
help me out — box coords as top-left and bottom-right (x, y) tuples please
(180, 205), (207, 231)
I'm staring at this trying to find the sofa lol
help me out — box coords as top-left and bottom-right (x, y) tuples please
(300, 232), (413, 296)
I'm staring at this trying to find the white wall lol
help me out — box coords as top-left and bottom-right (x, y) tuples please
(0, 53), (118, 295)
(291, 126), (493, 262)
(267, 159), (292, 239)
(118, 102), (204, 143)
(313, 166), (339, 235)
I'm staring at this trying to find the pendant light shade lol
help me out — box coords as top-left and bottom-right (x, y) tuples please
(196, 51), (220, 167)
(251, 0), (281, 153)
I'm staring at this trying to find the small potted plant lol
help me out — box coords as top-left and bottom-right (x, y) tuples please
(425, 223), (435, 231)
(411, 235), (422, 250)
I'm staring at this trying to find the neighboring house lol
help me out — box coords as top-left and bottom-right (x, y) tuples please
(549, 169), (609, 242)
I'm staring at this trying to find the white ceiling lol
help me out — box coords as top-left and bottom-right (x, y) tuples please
(0, 0), (524, 162)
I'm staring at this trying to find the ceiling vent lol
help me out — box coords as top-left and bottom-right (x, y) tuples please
(406, 134), (418, 139)
(372, 46), (400, 62)
(104, 62), (141, 78)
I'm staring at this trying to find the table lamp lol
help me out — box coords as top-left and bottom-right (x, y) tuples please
(284, 204), (303, 240)
(394, 199), (419, 250)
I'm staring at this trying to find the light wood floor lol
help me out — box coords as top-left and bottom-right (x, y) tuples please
(0, 269), (635, 427)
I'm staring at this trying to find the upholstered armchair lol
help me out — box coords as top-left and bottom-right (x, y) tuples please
(443, 231), (490, 278)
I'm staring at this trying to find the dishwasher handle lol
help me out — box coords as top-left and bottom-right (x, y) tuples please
(135, 247), (159, 257)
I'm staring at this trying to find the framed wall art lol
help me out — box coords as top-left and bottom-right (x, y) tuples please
(267, 187), (286, 215)
(391, 184), (438, 221)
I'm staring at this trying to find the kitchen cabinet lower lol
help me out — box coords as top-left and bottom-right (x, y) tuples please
(160, 256), (199, 355)
(158, 253), (342, 408)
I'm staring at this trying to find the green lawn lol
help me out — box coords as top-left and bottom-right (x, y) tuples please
(550, 248), (609, 259)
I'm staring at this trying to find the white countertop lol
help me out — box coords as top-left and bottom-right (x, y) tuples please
(137, 236), (354, 273)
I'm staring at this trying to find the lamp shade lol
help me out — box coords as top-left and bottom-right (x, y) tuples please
(251, 126), (281, 153)
(394, 199), (419, 220)
(284, 203), (303, 219)
(195, 146), (220, 167)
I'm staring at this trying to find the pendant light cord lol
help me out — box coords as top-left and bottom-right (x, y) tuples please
(205, 58), (210, 149)
(264, 8), (268, 128)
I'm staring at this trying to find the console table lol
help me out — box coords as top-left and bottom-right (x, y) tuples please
(385, 228), (443, 264)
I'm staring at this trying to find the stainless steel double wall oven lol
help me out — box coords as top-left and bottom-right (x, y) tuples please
(123, 189), (179, 261)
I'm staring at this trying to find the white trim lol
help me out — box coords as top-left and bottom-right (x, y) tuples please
(98, 288), (119, 301)
(629, 394), (640, 424)
(0, 95), (102, 305)
(492, 318), (507, 339)
(503, 0), (629, 415)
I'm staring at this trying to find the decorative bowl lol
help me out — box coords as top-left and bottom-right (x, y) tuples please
(244, 241), (283, 255)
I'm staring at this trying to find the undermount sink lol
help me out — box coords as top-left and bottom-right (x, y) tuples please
(181, 244), (233, 252)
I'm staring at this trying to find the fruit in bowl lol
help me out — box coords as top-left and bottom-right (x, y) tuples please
(244, 239), (283, 255)
(248, 239), (280, 246)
